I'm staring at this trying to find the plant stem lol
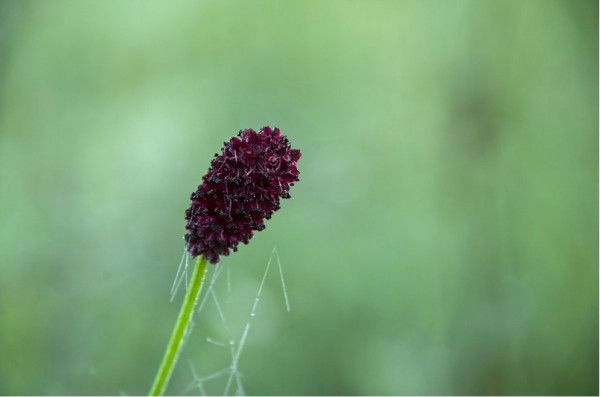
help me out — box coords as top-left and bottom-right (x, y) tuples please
(149, 255), (208, 396)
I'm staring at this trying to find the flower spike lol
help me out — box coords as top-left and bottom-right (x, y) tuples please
(184, 126), (301, 263)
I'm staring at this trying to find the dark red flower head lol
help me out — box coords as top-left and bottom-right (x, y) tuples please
(184, 126), (301, 263)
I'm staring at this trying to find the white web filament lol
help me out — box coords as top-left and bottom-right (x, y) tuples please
(178, 246), (291, 396)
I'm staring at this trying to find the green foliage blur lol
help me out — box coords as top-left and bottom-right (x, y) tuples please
(0, 0), (597, 395)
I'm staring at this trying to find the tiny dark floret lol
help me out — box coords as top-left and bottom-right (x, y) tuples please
(184, 126), (301, 263)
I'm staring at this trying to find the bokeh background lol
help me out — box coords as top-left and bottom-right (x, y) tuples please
(0, 0), (597, 395)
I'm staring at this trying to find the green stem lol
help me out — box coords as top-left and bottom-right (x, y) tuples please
(149, 255), (208, 396)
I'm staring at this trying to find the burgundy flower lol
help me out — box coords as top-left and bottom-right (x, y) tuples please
(184, 126), (301, 263)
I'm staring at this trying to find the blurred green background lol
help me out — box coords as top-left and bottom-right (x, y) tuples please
(0, 0), (597, 395)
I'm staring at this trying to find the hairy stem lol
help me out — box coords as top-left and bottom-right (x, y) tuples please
(149, 255), (208, 396)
